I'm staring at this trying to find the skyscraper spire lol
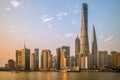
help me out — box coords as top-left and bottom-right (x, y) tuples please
(90, 25), (98, 68)
(90, 25), (98, 54)
(24, 40), (26, 49)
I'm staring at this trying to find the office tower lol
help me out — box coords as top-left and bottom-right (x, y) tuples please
(98, 51), (108, 69)
(16, 45), (30, 70)
(56, 48), (61, 70)
(41, 49), (51, 70)
(107, 54), (112, 68)
(75, 35), (80, 67)
(90, 25), (98, 69)
(16, 50), (23, 70)
(8, 59), (15, 70)
(75, 35), (80, 58)
(80, 3), (89, 69)
(80, 3), (89, 54)
(34, 48), (39, 70)
(69, 56), (76, 71)
(61, 46), (70, 67)
(21, 48), (30, 70)
(56, 46), (70, 70)
(111, 51), (120, 68)
(60, 48), (66, 69)
(30, 53), (35, 70)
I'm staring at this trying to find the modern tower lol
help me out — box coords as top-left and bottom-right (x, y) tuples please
(80, 3), (89, 69)
(90, 25), (98, 68)
(41, 49), (51, 70)
(34, 48), (39, 70)
(16, 43), (30, 71)
(75, 35), (80, 58)
(80, 3), (89, 54)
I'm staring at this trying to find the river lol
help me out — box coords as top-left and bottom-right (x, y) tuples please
(0, 72), (120, 80)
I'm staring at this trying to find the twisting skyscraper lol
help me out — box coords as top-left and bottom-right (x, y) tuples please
(80, 3), (89, 54)
(80, 3), (89, 69)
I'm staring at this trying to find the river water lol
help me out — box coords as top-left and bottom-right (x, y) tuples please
(0, 72), (120, 80)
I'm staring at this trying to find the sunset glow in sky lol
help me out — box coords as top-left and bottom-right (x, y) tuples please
(0, 0), (120, 67)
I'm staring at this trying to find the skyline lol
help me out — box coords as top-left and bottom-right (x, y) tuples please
(0, 0), (120, 67)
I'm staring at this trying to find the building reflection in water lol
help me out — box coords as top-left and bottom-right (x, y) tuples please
(62, 73), (67, 80)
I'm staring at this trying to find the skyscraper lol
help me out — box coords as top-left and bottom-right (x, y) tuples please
(56, 48), (61, 70)
(56, 46), (70, 70)
(34, 48), (39, 70)
(61, 46), (70, 67)
(41, 49), (51, 70)
(80, 3), (89, 54)
(21, 48), (30, 70)
(80, 3), (89, 69)
(30, 53), (35, 70)
(90, 25), (98, 69)
(16, 44), (30, 71)
(75, 35), (80, 58)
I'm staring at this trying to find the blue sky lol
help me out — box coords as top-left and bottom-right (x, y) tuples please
(0, 0), (120, 67)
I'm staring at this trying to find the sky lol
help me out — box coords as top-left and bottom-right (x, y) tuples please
(0, 0), (120, 67)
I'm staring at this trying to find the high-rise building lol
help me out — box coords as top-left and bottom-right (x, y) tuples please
(16, 46), (30, 70)
(41, 49), (51, 70)
(80, 3), (89, 54)
(75, 35), (80, 58)
(16, 50), (23, 70)
(8, 59), (15, 70)
(30, 53), (35, 70)
(61, 46), (70, 67)
(60, 48), (66, 69)
(80, 3), (89, 69)
(56, 46), (70, 70)
(111, 51), (120, 68)
(34, 48), (39, 70)
(75, 35), (80, 67)
(90, 25), (98, 69)
(98, 51), (108, 69)
(56, 48), (61, 70)
(21, 48), (30, 70)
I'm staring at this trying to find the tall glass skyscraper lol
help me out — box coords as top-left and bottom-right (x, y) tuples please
(34, 48), (39, 70)
(80, 3), (89, 69)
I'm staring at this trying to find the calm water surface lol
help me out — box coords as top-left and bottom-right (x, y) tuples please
(0, 72), (120, 80)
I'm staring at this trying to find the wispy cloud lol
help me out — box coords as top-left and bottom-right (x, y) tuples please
(105, 35), (114, 42)
(73, 4), (80, 15)
(6, 7), (11, 11)
(41, 15), (54, 22)
(56, 12), (67, 20)
(41, 14), (54, 28)
(65, 33), (74, 38)
(10, 0), (21, 8)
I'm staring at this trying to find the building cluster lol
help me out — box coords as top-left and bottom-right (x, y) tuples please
(1, 3), (120, 71)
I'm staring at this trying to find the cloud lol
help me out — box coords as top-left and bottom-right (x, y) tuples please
(105, 35), (114, 42)
(73, 9), (79, 15)
(73, 4), (80, 15)
(10, 0), (21, 8)
(6, 7), (11, 11)
(41, 15), (54, 22)
(65, 33), (74, 38)
(56, 12), (67, 20)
